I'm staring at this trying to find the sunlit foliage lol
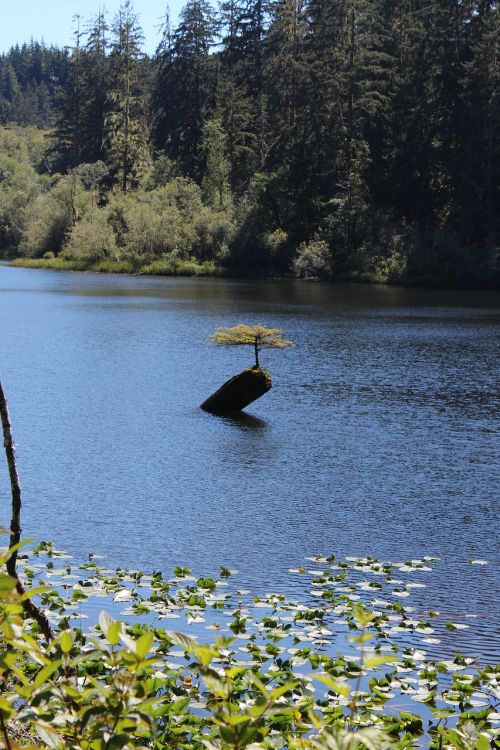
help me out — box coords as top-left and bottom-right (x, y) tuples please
(209, 323), (293, 367)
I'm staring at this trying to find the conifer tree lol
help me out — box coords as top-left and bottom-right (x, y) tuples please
(49, 19), (83, 175)
(459, 1), (499, 243)
(265, 0), (306, 139)
(201, 118), (231, 208)
(105, 0), (149, 192)
(153, 0), (216, 177)
(216, 0), (270, 188)
(79, 11), (109, 165)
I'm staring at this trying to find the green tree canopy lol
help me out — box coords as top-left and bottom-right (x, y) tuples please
(209, 323), (293, 367)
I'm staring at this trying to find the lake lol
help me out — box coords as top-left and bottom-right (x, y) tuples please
(0, 265), (499, 661)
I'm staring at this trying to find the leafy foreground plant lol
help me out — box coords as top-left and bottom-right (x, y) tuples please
(1, 543), (498, 750)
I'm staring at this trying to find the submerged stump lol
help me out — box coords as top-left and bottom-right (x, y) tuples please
(201, 367), (272, 413)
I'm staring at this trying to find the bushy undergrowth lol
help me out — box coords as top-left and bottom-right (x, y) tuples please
(0, 538), (498, 750)
(0, 128), (234, 275)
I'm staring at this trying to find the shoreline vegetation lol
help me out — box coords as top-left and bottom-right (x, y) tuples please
(9, 255), (498, 290)
(9, 255), (221, 277)
(9, 255), (499, 290)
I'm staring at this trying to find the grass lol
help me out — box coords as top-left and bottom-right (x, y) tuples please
(11, 255), (224, 277)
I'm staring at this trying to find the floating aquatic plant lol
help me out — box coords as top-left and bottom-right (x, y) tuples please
(0, 539), (498, 750)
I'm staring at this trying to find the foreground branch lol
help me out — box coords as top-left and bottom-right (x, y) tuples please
(0, 381), (53, 641)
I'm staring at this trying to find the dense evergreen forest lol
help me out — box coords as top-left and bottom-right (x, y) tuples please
(0, 0), (498, 285)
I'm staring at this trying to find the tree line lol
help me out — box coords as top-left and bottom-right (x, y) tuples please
(0, 0), (499, 286)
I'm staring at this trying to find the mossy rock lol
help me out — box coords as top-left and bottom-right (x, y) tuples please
(201, 367), (272, 413)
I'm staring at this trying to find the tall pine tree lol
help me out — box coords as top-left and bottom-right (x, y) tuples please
(105, 0), (149, 192)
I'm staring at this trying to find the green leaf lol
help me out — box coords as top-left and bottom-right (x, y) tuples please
(313, 674), (350, 698)
(353, 605), (376, 628)
(35, 723), (64, 750)
(169, 696), (191, 715)
(429, 707), (457, 719)
(0, 573), (17, 595)
(60, 630), (74, 654)
(349, 632), (374, 644)
(19, 585), (50, 601)
(167, 630), (199, 655)
(476, 736), (491, 750)
(270, 681), (299, 701)
(166, 630), (216, 667)
(33, 659), (62, 689)
(203, 673), (231, 698)
(252, 674), (270, 699)
(120, 631), (138, 654)
(0, 650), (17, 673)
(236, 723), (262, 747)
(226, 714), (252, 727)
(0, 538), (35, 565)
(0, 696), (14, 720)
(136, 630), (154, 659)
(108, 620), (122, 646)
(364, 654), (400, 668)
(249, 698), (268, 718)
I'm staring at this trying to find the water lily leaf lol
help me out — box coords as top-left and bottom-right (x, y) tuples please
(114, 589), (132, 602)
(429, 707), (457, 718)
(410, 689), (435, 703)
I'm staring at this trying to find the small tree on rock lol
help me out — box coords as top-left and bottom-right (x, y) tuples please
(209, 323), (292, 368)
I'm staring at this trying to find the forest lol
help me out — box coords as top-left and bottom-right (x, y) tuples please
(0, 0), (498, 286)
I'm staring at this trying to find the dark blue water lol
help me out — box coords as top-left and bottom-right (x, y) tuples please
(0, 266), (499, 659)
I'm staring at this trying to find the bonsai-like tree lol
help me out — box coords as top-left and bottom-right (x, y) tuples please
(209, 324), (293, 368)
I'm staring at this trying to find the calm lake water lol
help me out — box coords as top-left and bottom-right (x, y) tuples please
(0, 266), (499, 660)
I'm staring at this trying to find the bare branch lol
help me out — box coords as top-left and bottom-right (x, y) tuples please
(0, 381), (53, 641)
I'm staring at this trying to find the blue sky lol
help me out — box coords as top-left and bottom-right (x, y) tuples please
(1, 0), (185, 55)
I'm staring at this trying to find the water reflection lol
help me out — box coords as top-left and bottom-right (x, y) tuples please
(207, 410), (267, 431)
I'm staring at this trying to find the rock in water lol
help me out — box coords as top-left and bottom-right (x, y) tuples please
(201, 368), (272, 413)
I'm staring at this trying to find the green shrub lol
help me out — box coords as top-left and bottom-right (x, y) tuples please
(20, 176), (92, 257)
(140, 255), (219, 276)
(293, 239), (333, 279)
(64, 209), (118, 262)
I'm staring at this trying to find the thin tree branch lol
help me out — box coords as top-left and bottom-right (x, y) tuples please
(0, 381), (53, 641)
(0, 714), (13, 750)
